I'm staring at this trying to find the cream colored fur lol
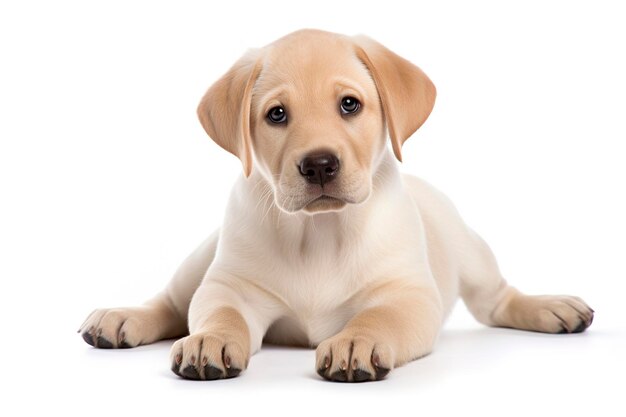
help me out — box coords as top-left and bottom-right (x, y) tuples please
(79, 29), (594, 382)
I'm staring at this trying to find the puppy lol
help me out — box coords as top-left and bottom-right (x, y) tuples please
(79, 29), (594, 382)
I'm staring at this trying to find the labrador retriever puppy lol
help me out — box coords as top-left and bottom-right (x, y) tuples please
(79, 29), (594, 382)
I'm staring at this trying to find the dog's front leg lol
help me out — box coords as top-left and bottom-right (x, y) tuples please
(170, 273), (279, 380)
(316, 280), (443, 382)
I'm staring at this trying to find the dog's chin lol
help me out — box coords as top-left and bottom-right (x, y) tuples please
(277, 190), (370, 214)
(275, 182), (371, 214)
(302, 195), (347, 214)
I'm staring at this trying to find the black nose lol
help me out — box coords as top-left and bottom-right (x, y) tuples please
(299, 153), (340, 186)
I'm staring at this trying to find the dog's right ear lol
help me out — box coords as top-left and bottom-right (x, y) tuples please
(197, 50), (263, 177)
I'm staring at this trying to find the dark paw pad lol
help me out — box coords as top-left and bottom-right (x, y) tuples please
(330, 369), (348, 382)
(226, 367), (241, 378)
(180, 365), (201, 380)
(203, 365), (223, 380)
(374, 366), (390, 380)
(352, 368), (372, 382)
(96, 336), (113, 349)
(82, 332), (95, 346)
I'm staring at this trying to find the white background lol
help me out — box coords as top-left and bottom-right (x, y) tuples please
(1, 0), (624, 415)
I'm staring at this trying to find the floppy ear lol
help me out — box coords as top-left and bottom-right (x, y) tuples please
(197, 51), (263, 177)
(353, 36), (436, 162)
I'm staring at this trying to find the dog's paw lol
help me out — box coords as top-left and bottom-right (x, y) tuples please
(78, 307), (157, 349)
(315, 334), (393, 382)
(170, 333), (248, 380)
(531, 295), (594, 334)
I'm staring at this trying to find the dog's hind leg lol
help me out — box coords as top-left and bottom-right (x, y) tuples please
(458, 229), (594, 334)
(79, 229), (220, 348)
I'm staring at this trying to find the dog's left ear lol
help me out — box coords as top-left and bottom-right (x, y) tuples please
(353, 36), (436, 162)
(197, 50), (263, 177)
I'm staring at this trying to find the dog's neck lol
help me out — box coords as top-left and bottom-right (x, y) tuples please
(241, 150), (403, 253)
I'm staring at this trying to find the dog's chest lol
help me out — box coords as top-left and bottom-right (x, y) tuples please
(262, 216), (412, 345)
(268, 254), (364, 345)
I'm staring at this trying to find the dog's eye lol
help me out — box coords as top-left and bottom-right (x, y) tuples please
(340, 97), (360, 115)
(267, 106), (287, 124)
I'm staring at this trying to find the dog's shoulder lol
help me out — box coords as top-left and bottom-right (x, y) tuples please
(401, 173), (460, 215)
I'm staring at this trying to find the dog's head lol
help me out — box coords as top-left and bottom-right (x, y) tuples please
(198, 29), (436, 214)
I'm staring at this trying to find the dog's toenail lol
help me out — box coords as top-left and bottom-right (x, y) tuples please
(190, 355), (196, 365)
(201, 357), (208, 366)
(175, 354), (182, 365)
(224, 355), (231, 368)
(340, 360), (347, 371)
(353, 359), (358, 369)
(372, 354), (380, 367)
(324, 356), (330, 368)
